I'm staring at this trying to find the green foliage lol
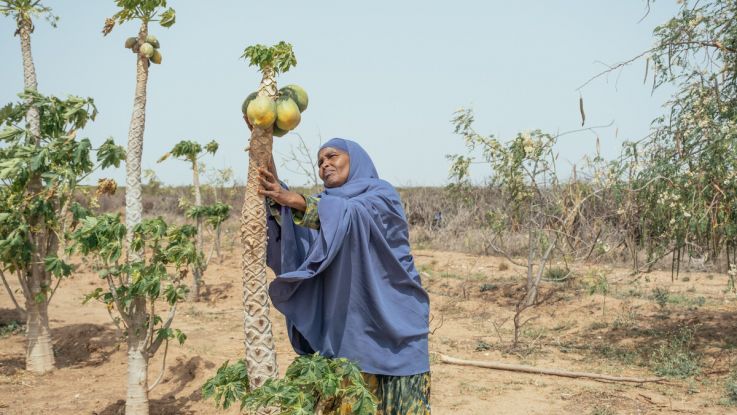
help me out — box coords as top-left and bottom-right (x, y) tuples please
(186, 202), (231, 229)
(651, 326), (701, 378)
(69, 214), (195, 346)
(159, 139), (218, 164)
(543, 266), (570, 282)
(725, 370), (737, 405)
(0, 91), (123, 285)
(652, 287), (670, 310)
(202, 360), (249, 410)
(242, 41), (297, 74)
(605, 0), (737, 273)
(0, 320), (23, 337)
(103, 0), (175, 35)
(204, 354), (377, 414)
(0, 0), (58, 27)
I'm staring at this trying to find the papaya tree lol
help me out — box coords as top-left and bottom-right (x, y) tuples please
(158, 139), (218, 301)
(101, 1), (175, 413)
(68, 213), (193, 415)
(186, 202), (231, 266)
(239, 42), (296, 389)
(1, 0), (57, 141)
(0, 92), (125, 373)
(0, 0), (57, 375)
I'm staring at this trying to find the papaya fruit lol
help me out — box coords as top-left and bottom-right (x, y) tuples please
(241, 92), (258, 115)
(273, 125), (288, 137)
(150, 49), (162, 64)
(140, 43), (155, 58)
(246, 95), (277, 128)
(275, 96), (301, 131)
(280, 84), (308, 112)
(124, 37), (137, 49)
(145, 35), (160, 49)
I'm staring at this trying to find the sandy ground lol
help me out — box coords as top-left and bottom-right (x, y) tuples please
(1, 248), (737, 414)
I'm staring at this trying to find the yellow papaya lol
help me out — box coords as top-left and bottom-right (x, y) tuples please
(275, 96), (301, 131)
(246, 95), (277, 128)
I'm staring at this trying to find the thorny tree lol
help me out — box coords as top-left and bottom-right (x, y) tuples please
(101, 1), (175, 413)
(159, 139), (219, 301)
(580, 0), (737, 276)
(0, 93), (124, 373)
(449, 110), (609, 347)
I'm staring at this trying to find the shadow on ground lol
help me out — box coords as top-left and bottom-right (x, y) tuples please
(53, 323), (120, 368)
(94, 356), (215, 415)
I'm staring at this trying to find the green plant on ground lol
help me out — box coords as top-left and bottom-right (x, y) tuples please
(0, 320), (23, 337)
(724, 370), (737, 405)
(543, 266), (570, 283)
(652, 287), (670, 310)
(203, 353), (377, 414)
(651, 326), (701, 378)
(590, 405), (616, 415)
(587, 271), (610, 316)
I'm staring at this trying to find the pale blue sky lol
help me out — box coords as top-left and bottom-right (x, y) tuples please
(0, 1), (679, 187)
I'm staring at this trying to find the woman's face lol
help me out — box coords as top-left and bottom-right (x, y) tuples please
(318, 147), (350, 188)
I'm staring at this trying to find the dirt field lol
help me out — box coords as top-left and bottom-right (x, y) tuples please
(2, 249), (737, 414)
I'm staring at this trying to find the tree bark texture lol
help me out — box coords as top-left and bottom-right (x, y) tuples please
(124, 24), (149, 262)
(25, 293), (54, 373)
(190, 159), (203, 301)
(19, 12), (56, 374)
(124, 24), (151, 415)
(126, 302), (150, 415)
(240, 68), (279, 391)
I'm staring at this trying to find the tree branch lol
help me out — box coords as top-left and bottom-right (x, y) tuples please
(439, 354), (667, 384)
(148, 338), (169, 392)
(147, 302), (177, 356)
(1, 268), (26, 317)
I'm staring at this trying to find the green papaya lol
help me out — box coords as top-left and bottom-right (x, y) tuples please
(140, 43), (155, 58)
(124, 37), (137, 49)
(273, 125), (288, 137)
(150, 49), (162, 64)
(145, 35), (160, 48)
(280, 84), (308, 112)
(241, 92), (258, 115)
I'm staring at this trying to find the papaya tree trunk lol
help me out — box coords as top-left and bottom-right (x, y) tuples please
(19, 12), (56, 374)
(18, 14), (40, 138)
(124, 24), (149, 260)
(126, 297), (150, 415)
(215, 225), (222, 263)
(25, 281), (54, 373)
(124, 23), (151, 415)
(190, 159), (203, 301)
(240, 67), (279, 390)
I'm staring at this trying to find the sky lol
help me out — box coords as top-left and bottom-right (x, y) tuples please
(0, 1), (680, 187)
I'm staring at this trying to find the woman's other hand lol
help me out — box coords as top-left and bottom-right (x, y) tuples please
(258, 167), (307, 211)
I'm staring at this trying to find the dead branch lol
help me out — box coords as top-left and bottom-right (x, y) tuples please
(439, 354), (666, 384)
(429, 313), (444, 335)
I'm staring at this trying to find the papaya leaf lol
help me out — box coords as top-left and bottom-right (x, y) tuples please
(97, 138), (126, 169)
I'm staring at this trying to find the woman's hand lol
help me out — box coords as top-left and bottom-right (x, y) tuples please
(258, 167), (307, 211)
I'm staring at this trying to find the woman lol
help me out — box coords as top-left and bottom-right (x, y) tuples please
(259, 138), (431, 414)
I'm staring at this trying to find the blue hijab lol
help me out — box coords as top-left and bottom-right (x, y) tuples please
(267, 138), (430, 376)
